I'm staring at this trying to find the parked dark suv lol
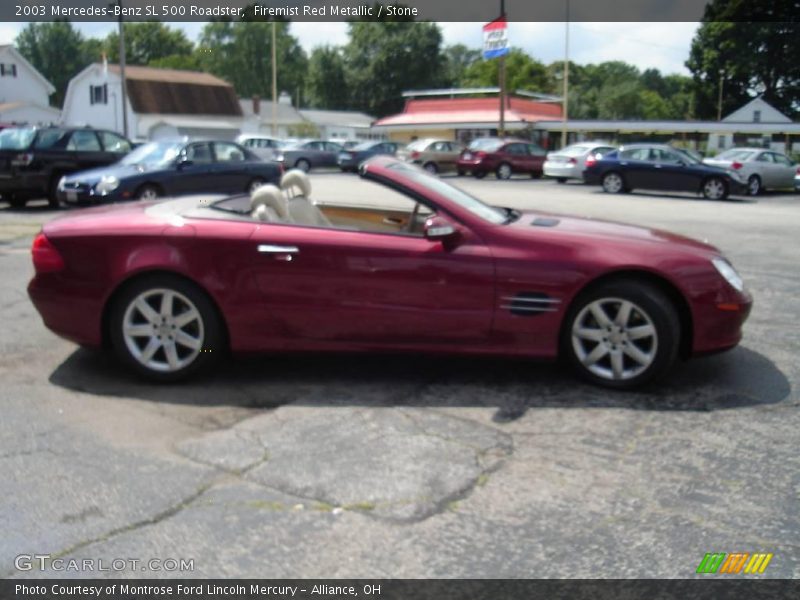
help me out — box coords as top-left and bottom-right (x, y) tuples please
(0, 126), (133, 208)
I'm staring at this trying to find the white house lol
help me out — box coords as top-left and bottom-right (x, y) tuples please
(239, 92), (306, 138)
(61, 63), (244, 141)
(299, 109), (379, 141)
(0, 45), (60, 124)
(709, 97), (796, 153)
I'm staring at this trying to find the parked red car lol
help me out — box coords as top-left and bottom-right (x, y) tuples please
(457, 138), (547, 179)
(28, 156), (751, 388)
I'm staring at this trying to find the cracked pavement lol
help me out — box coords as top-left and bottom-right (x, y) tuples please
(1, 178), (798, 578)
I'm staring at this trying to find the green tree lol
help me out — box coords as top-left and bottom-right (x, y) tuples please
(15, 21), (97, 107)
(462, 49), (555, 94)
(305, 46), (349, 109)
(343, 21), (447, 116)
(686, 0), (799, 119)
(442, 44), (482, 87)
(198, 21), (307, 101)
(104, 22), (194, 66)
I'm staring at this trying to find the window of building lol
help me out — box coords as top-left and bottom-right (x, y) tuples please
(753, 110), (761, 123)
(0, 63), (17, 77)
(90, 84), (108, 105)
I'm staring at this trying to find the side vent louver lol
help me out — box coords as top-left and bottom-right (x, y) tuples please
(501, 292), (562, 317)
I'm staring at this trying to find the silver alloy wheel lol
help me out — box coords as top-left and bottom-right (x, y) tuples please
(703, 178), (725, 200)
(571, 297), (658, 381)
(748, 175), (761, 195)
(498, 163), (512, 179)
(138, 187), (159, 200)
(424, 162), (438, 174)
(122, 288), (204, 373)
(602, 173), (623, 193)
(296, 159), (310, 173)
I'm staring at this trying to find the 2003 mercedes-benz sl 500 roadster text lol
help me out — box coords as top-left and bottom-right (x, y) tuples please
(28, 156), (751, 389)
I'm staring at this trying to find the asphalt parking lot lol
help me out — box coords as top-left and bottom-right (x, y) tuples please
(1, 175), (798, 579)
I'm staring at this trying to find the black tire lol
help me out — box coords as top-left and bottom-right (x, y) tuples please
(474, 171), (487, 179)
(561, 280), (680, 389)
(247, 177), (266, 194)
(747, 174), (762, 196)
(531, 171), (543, 179)
(556, 178), (567, 184)
(47, 176), (62, 209)
(495, 162), (512, 180)
(602, 171), (626, 194)
(423, 162), (438, 174)
(109, 274), (224, 382)
(701, 176), (728, 201)
(457, 169), (465, 177)
(8, 195), (26, 209)
(136, 184), (161, 201)
(295, 158), (311, 173)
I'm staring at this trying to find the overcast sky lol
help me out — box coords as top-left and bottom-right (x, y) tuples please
(0, 21), (699, 75)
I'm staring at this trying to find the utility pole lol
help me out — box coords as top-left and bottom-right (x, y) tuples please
(717, 68), (725, 121)
(498, 0), (506, 137)
(117, 1), (128, 138)
(561, 0), (570, 148)
(271, 21), (277, 137)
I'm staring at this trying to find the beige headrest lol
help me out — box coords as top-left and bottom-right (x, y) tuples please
(280, 169), (312, 197)
(251, 184), (290, 222)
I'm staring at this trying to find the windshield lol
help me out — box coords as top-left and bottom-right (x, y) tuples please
(716, 149), (756, 162)
(558, 144), (594, 156)
(0, 127), (35, 150)
(120, 142), (182, 166)
(353, 142), (377, 151)
(674, 149), (701, 164)
(386, 162), (506, 224)
(468, 138), (503, 152)
(405, 140), (430, 151)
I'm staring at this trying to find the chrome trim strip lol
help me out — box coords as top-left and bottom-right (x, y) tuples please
(500, 305), (559, 312)
(501, 296), (562, 304)
(258, 245), (299, 253)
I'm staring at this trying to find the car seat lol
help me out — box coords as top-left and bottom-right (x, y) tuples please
(251, 184), (290, 222)
(280, 169), (332, 227)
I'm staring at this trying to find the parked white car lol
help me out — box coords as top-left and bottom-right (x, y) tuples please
(544, 142), (617, 183)
(236, 134), (284, 161)
(703, 148), (798, 195)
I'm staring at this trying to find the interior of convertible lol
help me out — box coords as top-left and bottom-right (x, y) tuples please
(217, 169), (434, 236)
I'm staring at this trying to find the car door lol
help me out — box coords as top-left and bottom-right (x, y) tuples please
(98, 130), (132, 163)
(617, 147), (654, 188)
(652, 148), (697, 191)
(212, 142), (251, 193)
(247, 202), (495, 345)
(65, 130), (108, 171)
(502, 143), (526, 173)
(168, 142), (217, 195)
(753, 152), (777, 187)
(770, 152), (797, 187)
(526, 143), (546, 173)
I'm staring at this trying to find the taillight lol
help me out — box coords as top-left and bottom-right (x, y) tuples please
(796, 166), (800, 175)
(475, 151), (487, 158)
(731, 161), (743, 170)
(585, 155), (597, 167)
(12, 153), (34, 167)
(410, 151), (420, 159)
(31, 232), (65, 273)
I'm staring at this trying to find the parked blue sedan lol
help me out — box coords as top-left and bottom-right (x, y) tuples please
(583, 143), (747, 200)
(337, 141), (398, 172)
(58, 140), (282, 206)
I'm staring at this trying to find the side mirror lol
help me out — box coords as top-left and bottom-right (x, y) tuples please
(177, 158), (193, 169)
(424, 215), (458, 243)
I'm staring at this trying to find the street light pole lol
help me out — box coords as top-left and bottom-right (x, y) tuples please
(271, 21), (277, 137)
(117, 1), (129, 138)
(561, 0), (570, 148)
(717, 69), (725, 121)
(498, 0), (506, 137)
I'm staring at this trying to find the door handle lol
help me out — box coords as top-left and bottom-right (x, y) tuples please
(258, 244), (299, 253)
(382, 217), (403, 225)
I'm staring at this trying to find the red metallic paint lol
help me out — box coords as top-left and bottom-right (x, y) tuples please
(28, 156), (751, 364)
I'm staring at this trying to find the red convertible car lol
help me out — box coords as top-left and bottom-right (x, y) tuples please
(28, 157), (751, 389)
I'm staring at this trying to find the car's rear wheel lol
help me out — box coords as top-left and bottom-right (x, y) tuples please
(747, 174), (762, 196)
(295, 159), (311, 173)
(474, 171), (486, 179)
(8, 194), (26, 209)
(496, 162), (512, 180)
(702, 177), (728, 200)
(602, 172), (625, 194)
(556, 178), (567, 184)
(531, 171), (543, 179)
(457, 169), (465, 176)
(423, 162), (438, 174)
(136, 184), (161, 201)
(247, 177), (266, 194)
(109, 275), (223, 382)
(562, 281), (680, 389)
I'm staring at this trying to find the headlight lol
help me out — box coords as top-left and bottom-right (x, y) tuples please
(57, 176), (67, 190)
(712, 257), (744, 292)
(276, 154), (285, 162)
(95, 176), (120, 194)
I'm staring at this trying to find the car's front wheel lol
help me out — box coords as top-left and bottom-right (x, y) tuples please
(702, 177), (728, 200)
(496, 162), (512, 180)
(109, 275), (223, 381)
(295, 159), (311, 173)
(423, 162), (438, 174)
(136, 184), (161, 201)
(562, 281), (680, 389)
(602, 172), (625, 194)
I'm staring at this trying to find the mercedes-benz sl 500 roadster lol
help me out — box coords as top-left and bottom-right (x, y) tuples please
(28, 157), (751, 388)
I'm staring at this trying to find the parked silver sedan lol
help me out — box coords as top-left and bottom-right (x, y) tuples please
(703, 148), (798, 195)
(543, 142), (617, 183)
(277, 140), (344, 172)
